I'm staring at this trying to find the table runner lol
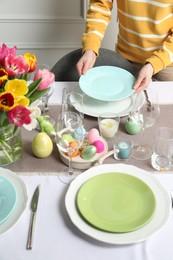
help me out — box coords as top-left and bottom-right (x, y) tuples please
(6, 104), (173, 175)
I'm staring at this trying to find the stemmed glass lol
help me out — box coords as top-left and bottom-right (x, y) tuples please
(62, 89), (84, 125)
(55, 111), (85, 184)
(40, 82), (55, 115)
(132, 87), (160, 160)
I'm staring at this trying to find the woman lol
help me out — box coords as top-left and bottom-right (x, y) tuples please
(76, 0), (173, 91)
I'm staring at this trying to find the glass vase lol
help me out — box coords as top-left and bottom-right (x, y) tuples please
(0, 124), (24, 166)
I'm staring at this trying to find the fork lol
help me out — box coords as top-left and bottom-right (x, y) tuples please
(144, 89), (154, 111)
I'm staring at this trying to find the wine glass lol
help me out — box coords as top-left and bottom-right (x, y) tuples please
(40, 82), (55, 114)
(55, 111), (85, 184)
(62, 89), (84, 125)
(132, 87), (160, 160)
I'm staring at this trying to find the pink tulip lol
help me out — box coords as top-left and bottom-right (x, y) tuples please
(5, 54), (30, 77)
(8, 106), (31, 127)
(34, 69), (55, 90)
(0, 43), (16, 66)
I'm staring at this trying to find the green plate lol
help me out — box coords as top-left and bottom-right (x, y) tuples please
(76, 172), (156, 233)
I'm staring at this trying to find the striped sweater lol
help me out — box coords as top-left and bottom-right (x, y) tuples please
(82, 0), (173, 74)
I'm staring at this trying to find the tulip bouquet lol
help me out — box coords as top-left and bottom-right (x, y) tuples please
(0, 43), (55, 165)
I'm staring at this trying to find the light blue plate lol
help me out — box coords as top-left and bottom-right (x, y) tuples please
(0, 176), (16, 225)
(79, 66), (135, 101)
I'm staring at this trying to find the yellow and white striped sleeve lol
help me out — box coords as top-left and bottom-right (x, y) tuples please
(82, 0), (113, 55)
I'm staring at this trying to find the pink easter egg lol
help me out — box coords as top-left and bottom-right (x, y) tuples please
(87, 128), (100, 144)
(93, 140), (105, 153)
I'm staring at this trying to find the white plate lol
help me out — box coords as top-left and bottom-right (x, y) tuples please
(82, 91), (144, 117)
(65, 164), (171, 244)
(70, 85), (145, 117)
(0, 168), (28, 235)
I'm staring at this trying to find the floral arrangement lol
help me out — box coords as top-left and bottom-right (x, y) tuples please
(0, 43), (55, 129)
(0, 43), (55, 165)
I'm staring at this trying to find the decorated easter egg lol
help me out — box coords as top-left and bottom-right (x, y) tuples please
(72, 127), (86, 139)
(32, 132), (53, 158)
(65, 141), (79, 157)
(93, 140), (105, 153)
(61, 134), (74, 146)
(87, 128), (100, 144)
(81, 145), (97, 160)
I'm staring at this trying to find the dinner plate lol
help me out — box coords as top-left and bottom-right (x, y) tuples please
(77, 172), (156, 233)
(70, 85), (145, 117)
(0, 176), (16, 225)
(79, 66), (135, 101)
(65, 164), (171, 244)
(0, 167), (28, 235)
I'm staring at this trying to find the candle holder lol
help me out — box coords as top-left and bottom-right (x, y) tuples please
(98, 113), (120, 141)
(114, 136), (133, 160)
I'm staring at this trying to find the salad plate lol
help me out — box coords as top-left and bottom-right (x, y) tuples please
(77, 172), (156, 233)
(0, 176), (16, 225)
(0, 167), (28, 235)
(65, 164), (171, 244)
(79, 66), (135, 101)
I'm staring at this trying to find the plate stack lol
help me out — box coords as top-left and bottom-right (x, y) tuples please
(78, 66), (145, 117)
(65, 164), (171, 244)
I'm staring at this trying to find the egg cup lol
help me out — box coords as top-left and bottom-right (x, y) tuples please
(58, 137), (108, 169)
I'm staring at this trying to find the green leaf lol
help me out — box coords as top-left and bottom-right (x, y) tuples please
(25, 79), (42, 98)
(0, 111), (9, 127)
(20, 73), (28, 81)
(29, 88), (49, 104)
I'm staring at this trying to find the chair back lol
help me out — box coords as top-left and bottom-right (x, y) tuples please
(51, 48), (136, 81)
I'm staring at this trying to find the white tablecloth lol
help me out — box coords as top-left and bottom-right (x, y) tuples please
(1, 81), (173, 260)
(49, 81), (173, 105)
(0, 173), (172, 260)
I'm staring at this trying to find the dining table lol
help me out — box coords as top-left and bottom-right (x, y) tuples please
(0, 81), (173, 260)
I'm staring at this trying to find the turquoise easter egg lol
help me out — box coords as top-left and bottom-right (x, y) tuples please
(72, 127), (86, 139)
(81, 145), (97, 160)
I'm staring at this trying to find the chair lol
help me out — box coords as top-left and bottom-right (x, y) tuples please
(51, 48), (136, 81)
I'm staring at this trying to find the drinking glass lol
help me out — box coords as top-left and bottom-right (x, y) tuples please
(55, 111), (84, 184)
(132, 87), (160, 160)
(151, 127), (173, 171)
(98, 113), (120, 141)
(62, 88), (84, 125)
(40, 82), (55, 114)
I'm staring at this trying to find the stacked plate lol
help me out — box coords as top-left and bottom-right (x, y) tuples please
(78, 66), (145, 117)
(0, 167), (27, 235)
(65, 164), (171, 244)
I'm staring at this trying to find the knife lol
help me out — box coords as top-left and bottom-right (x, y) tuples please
(26, 185), (40, 250)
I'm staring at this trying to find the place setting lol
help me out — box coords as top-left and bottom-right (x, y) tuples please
(65, 163), (172, 245)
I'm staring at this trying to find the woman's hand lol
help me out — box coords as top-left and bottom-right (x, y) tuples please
(133, 63), (154, 92)
(76, 50), (96, 76)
